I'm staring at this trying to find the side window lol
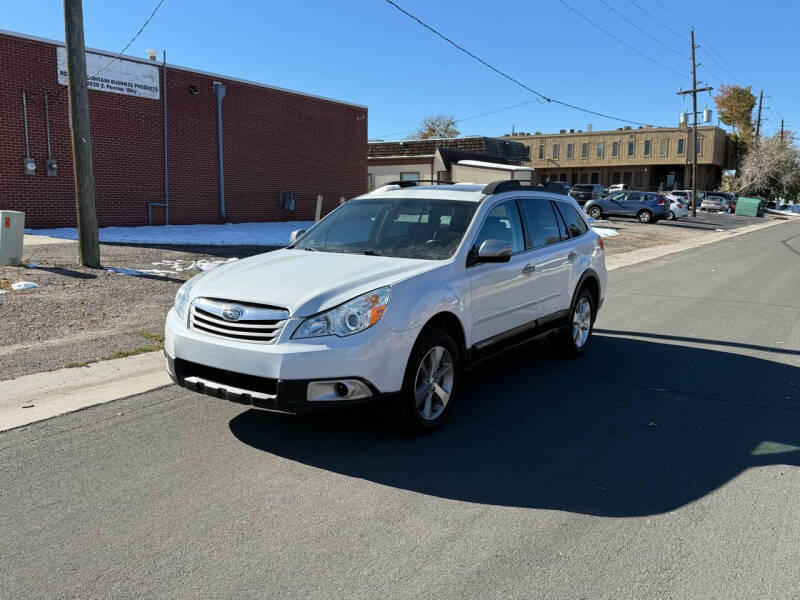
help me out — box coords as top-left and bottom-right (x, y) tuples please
(519, 199), (563, 249)
(473, 201), (525, 254)
(555, 202), (589, 238)
(626, 192), (644, 202)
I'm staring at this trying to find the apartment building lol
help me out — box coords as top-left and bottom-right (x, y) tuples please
(505, 125), (731, 191)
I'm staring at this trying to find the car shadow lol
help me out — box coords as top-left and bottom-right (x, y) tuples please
(228, 334), (800, 517)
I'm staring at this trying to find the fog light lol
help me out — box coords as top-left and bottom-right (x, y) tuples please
(307, 380), (373, 401)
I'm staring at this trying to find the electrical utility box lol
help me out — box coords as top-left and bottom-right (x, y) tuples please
(0, 211), (25, 266)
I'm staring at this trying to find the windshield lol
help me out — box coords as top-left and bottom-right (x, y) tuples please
(293, 198), (478, 260)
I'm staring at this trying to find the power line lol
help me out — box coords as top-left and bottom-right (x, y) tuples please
(557, 0), (689, 80)
(383, 0), (657, 127)
(88, 0), (166, 80)
(627, 0), (684, 39)
(375, 98), (545, 139)
(597, 0), (684, 59)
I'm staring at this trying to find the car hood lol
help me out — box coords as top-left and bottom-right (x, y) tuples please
(190, 248), (442, 316)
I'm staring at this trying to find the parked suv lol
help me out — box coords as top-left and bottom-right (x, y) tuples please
(164, 181), (607, 433)
(583, 191), (668, 223)
(570, 183), (607, 205)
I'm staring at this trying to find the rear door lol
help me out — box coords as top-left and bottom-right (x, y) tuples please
(517, 197), (573, 320)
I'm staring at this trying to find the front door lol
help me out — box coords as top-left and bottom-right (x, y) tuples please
(622, 191), (644, 215)
(467, 200), (532, 345)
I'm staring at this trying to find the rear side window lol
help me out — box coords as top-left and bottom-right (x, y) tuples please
(518, 199), (563, 249)
(555, 202), (589, 238)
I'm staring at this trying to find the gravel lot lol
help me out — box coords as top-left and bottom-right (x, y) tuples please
(0, 240), (272, 380)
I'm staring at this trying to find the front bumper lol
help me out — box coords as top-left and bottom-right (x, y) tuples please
(164, 308), (417, 412)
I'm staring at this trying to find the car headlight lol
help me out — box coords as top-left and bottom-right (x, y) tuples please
(174, 271), (209, 320)
(292, 286), (391, 339)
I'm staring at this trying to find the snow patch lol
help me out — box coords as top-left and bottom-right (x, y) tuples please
(24, 221), (314, 247)
(146, 257), (238, 273)
(106, 267), (150, 277)
(766, 207), (800, 216)
(11, 281), (40, 290)
(592, 226), (620, 238)
(27, 262), (40, 269)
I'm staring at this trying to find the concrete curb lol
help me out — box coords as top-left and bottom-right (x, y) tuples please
(605, 218), (789, 271)
(3, 216), (793, 432)
(0, 351), (171, 432)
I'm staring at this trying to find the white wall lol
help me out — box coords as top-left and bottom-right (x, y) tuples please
(451, 164), (532, 184)
(368, 161), (433, 189)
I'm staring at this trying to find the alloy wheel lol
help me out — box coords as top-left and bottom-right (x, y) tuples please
(414, 346), (454, 421)
(572, 297), (592, 349)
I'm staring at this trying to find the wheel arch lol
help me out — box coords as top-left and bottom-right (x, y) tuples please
(418, 311), (467, 360)
(571, 269), (601, 317)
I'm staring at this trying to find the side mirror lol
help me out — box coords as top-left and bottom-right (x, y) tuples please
(471, 239), (512, 265)
(289, 229), (306, 245)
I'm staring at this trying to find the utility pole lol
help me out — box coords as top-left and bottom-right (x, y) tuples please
(63, 0), (100, 267)
(755, 89), (764, 141)
(676, 29), (712, 218)
(780, 118), (784, 144)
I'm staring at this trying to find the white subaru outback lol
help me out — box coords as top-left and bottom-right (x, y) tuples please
(164, 180), (607, 433)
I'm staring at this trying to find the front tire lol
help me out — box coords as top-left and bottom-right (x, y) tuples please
(383, 329), (461, 435)
(559, 287), (595, 357)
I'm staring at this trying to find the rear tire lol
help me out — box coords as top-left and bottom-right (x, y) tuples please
(559, 287), (595, 358)
(382, 329), (461, 435)
(668, 210), (676, 220)
(588, 206), (603, 220)
(637, 209), (653, 224)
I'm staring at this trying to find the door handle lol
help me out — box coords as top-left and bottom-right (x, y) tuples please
(521, 263), (536, 275)
(567, 251), (578, 261)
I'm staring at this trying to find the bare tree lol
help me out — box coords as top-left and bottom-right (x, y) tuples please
(408, 114), (460, 140)
(736, 131), (800, 200)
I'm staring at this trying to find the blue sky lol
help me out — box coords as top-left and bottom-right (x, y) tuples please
(5, 0), (796, 140)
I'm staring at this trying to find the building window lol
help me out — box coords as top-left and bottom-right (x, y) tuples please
(627, 141), (635, 156)
(677, 138), (685, 155)
(437, 170), (450, 183)
(553, 144), (559, 159)
(538, 145), (544, 160)
(559, 172), (567, 182)
(567, 143), (574, 159)
(400, 172), (420, 182)
(695, 138), (703, 155)
(571, 173), (578, 185)
(367, 173), (374, 190)
(623, 172), (632, 186)
(591, 172), (599, 184)
(660, 138), (669, 156)
(634, 171), (643, 188)
(597, 142), (604, 158)
(581, 143), (589, 159)
(612, 141), (619, 157)
(644, 139), (652, 156)
(612, 171), (621, 184)
(579, 172), (588, 183)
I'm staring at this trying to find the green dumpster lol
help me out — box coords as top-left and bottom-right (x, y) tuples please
(735, 196), (765, 217)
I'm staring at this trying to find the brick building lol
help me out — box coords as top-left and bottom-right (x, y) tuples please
(0, 29), (367, 229)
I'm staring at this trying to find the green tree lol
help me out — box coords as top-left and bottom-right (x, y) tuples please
(409, 114), (460, 140)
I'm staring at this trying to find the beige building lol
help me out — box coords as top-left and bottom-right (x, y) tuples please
(504, 125), (731, 191)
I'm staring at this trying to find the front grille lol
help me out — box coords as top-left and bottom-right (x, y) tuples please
(190, 297), (289, 343)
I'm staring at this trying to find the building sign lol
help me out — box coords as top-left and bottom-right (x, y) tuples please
(57, 47), (160, 100)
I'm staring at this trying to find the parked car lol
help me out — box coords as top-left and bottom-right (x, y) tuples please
(164, 180), (607, 434)
(665, 195), (689, 220)
(570, 183), (607, 205)
(542, 180), (572, 194)
(608, 183), (628, 193)
(583, 191), (669, 223)
(700, 193), (730, 212)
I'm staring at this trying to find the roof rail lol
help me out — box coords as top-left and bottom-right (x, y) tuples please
(386, 179), (451, 188)
(482, 180), (549, 195)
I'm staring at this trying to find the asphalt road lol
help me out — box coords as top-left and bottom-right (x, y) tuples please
(3, 220), (799, 599)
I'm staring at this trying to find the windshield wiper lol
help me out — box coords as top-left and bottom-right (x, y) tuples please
(299, 246), (318, 252)
(362, 250), (382, 256)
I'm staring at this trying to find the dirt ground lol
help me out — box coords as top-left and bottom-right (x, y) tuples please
(1, 212), (786, 380)
(0, 241), (271, 380)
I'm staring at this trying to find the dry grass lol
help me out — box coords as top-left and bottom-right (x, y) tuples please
(64, 330), (164, 368)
